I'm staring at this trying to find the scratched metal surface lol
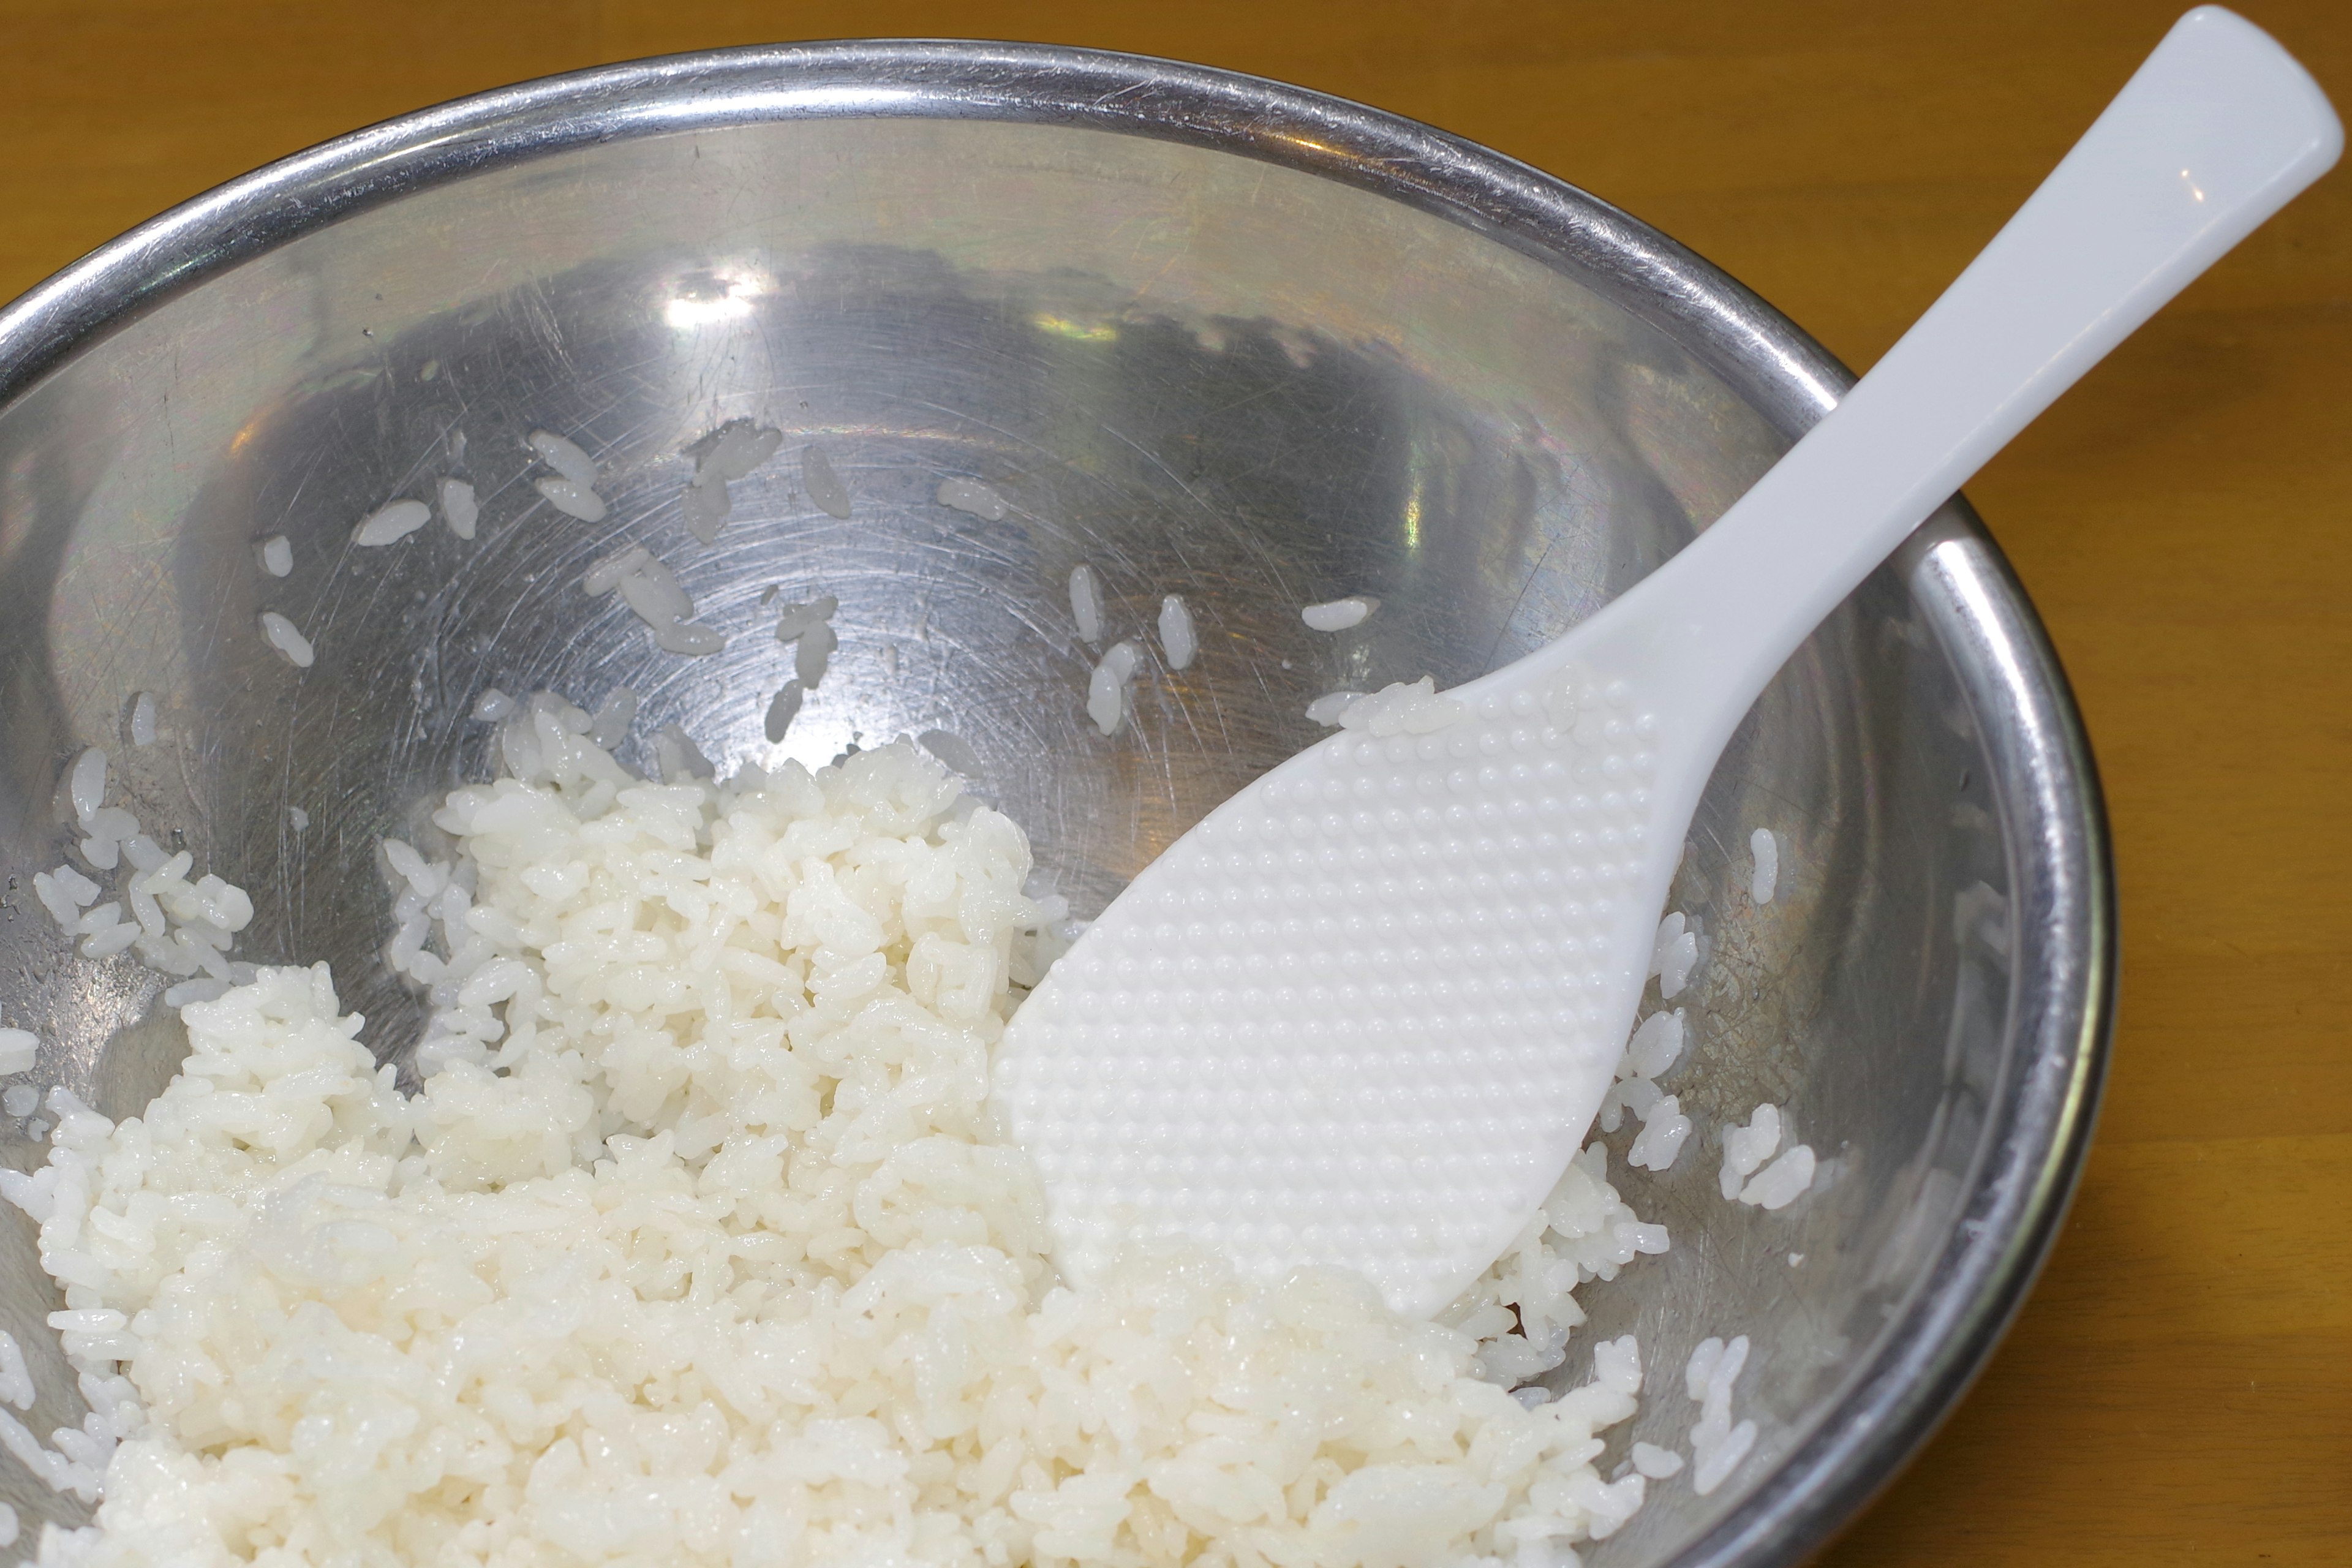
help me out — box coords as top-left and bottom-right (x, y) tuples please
(0, 56), (2103, 1568)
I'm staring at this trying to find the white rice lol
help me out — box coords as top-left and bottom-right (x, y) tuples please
(1629, 1096), (1693, 1172)
(34, 868), (99, 925)
(526, 429), (597, 487)
(1684, 1336), (1758, 1496)
(257, 612), (313, 668)
(1156, 594), (1197, 670)
(1, 726), (1675, 1565)
(159, 979), (229, 1009)
(27, 804), (257, 1003)
(801, 443), (853, 519)
(350, 499), (429, 547)
(587, 686), (639, 749)
(1624, 1008), (1687, 1079)
(1302, 595), (1378, 632)
(771, 595), (838, 643)
(78, 804), (138, 873)
(532, 475), (608, 522)
(257, 536), (292, 578)
(1719, 1103), (1783, 1200)
(698, 420), (783, 486)
(935, 477), (1009, 521)
(85, 805), (137, 841)
(469, 687), (515, 722)
(0, 696), (1693, 1561)
(439, 477), (478, 540)
(1740, 1145), (1818, 1211)
(39, 878), (94, 942)
(581, 544), (649, 595)
(653, 620), (728, 657)
(685, 421), (784, 543)
(126, 695), (155, 748)
(771, 595), (839, 688)
(1594, 1005), (1695, 1172)
(1335, 676), (1466, 738)
(78, 924), (137, 961)
(66, 750), (106, 828)
(1597, 1073), (1659, 1133)
(1087, 639), (1141, 735)
(4, 1086), (37, 1118)
(1067, 562), (1103, 643)
(1631, 1441), (1685, 1479)
(287, 807), (309, 832)
(1305, 690), (1365, 726)
(582, 547), (725, 655)
(1751, 827), (1779, 906)
(617, 559), (692, 627)
(0, 1031), (36, 1076)
(1651, 911), (1699, 999)
(0, 1332), (31, 1411)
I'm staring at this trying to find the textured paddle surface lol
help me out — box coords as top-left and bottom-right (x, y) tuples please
(993, 674), (1659, 1318)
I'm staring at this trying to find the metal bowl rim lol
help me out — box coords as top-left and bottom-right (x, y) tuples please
(0, 39), (2116, 1568)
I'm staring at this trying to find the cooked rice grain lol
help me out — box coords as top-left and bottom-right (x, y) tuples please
(9, 730), (1666, 1568)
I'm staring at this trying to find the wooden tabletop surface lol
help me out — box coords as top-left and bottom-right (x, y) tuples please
(2, 2), (2345, 1562)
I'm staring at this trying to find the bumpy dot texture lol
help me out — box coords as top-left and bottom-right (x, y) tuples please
(995, 673), (1664, 1319)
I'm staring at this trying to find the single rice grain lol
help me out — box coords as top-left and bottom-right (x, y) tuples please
(1302, 595), (1378, 631)
(352, 500), (430, 547)
(439, 477), (479, 540)
(258, 612), (314, 668)
(1157, 594), (1197, 669)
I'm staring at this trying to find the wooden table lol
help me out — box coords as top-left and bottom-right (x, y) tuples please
(2, 1), (2343, 1561)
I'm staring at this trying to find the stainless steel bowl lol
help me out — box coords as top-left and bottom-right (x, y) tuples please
(0, 41), (2113, 1566)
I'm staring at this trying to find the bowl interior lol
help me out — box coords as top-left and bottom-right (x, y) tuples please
(0, 107), (2030, 1563)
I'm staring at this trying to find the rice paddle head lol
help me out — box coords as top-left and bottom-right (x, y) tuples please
(993, 7), (2342, 1317)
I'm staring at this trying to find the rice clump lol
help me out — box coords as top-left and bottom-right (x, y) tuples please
(12, 703), (1662, 1567)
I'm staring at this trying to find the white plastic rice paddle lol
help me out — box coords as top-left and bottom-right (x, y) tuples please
(993, 7), (2341, 1318)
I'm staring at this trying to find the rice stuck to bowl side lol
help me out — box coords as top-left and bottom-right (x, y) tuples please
(8, 701), (1670, 1568)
